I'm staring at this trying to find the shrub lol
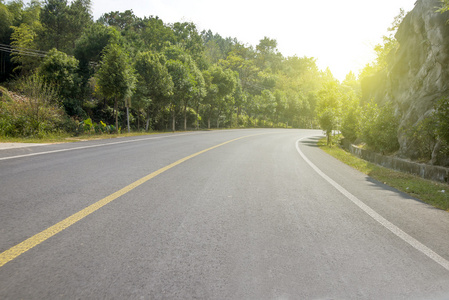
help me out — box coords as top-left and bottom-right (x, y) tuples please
(407, 114), (438, 161)
(0, 75), (67, 138)
(341, 107), (359, 143)
(360, 101), (399, 153)
(436, 97), (449, 145)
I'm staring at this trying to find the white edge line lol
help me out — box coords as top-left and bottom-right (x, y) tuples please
(0, 131), (207, 161)
(296, 136), (449, 272)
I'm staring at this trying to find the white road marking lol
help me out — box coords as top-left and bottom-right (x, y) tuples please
(296, 137), (449, 272)
(0, 132), (208, 161)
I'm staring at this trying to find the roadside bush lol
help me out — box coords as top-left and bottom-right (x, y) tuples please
(407, 113), (439, 161)
(360, 100), (399, 153)
(341, 106), (359, 143)
(0, 75), (67, 138)
(436, 97), (449, 145)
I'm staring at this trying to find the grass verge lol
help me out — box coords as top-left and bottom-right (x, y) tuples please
(318, 138), (449, 212)
(0, 131), (179, 144)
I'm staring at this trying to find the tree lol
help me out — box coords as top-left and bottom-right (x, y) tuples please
(74, 23), (120, 82)
(40, 0), (92, 53)
(255, 37), (283, 72)
(319, 109), (335, 145)
(0, 1), (13, 44)
(186, 58), (205, 130)
(133, 51), (173, 131)
(202, 65), (236, 128)
(10, 23), (41, 75)
(340, 90), (360, 143)
(141, 16), (175, 52)
(171, 21), (205, 67)
(38, 48), (82, 116)
(166, 59), (191, 132)
(96, 43), (136, 132)
(98, 10), (137, 31)
(257, 89), (276, 124)
(317, 81), (342, 144)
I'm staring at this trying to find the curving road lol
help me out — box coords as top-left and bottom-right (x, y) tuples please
(1, 129), (449, 299)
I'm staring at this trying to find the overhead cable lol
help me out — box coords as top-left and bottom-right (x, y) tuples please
(0, 43), (48, 58)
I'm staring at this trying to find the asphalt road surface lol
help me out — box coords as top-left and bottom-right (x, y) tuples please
(1, 129), (449, 299)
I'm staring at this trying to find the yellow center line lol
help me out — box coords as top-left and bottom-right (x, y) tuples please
(0, 134), (257, 268)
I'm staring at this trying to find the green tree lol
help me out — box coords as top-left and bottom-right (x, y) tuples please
(319, 109), (336, 145)
(133, 51), (173, 131)
(141, 16), (175, 52)
(202, 65), (236, 129)
(0, 1), (13, 43)
(317, 80), (342, 143)
(10, 23), (41, 75)
(172, 21), (205, 67)
(40, 0), (92, 53)
(74, 23), (120, 82)
(166, 59), (191, 132)
(187, 59), (205, 130)
(38, 48), (82, 116)
(255, 37), (283, 72)
(98, 10), (137, 31)
(257, 89), (276, 124)
(96, 43), (136, 132)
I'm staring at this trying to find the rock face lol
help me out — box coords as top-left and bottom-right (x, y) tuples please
(362, 0), (449, 163)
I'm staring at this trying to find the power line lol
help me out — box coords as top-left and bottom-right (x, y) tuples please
(0, 43), (48, 54)
(0, 43), (48, 58)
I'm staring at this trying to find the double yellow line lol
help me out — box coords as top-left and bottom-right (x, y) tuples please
(0, 135), (253, 268)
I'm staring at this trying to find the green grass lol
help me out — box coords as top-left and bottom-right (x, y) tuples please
(318, 138), (449, 211)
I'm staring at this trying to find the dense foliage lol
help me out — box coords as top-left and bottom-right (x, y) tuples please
(1, 0), (358, 136)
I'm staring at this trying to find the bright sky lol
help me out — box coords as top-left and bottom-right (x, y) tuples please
(91, 0), (417, 81)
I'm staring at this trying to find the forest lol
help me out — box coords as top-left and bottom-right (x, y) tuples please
(0, 0), (448, 166)
(0, 0), (361, 133)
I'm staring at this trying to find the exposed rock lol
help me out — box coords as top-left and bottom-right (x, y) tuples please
(362, 0), (449, 165)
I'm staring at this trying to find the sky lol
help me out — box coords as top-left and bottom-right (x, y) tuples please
(91, 0), (417, 81)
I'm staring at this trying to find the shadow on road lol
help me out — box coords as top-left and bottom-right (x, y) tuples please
(299, 136), (322, 148)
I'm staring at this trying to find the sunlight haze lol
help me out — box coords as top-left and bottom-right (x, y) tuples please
(92, 0), (417, 81)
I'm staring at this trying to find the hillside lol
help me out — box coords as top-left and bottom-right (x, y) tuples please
(362, 0), (449, 166)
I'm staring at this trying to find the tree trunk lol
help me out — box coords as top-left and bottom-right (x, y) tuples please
(216, 108), (221, 129)
(183, 104), (187, 131)
(172, 107), (176, 132)
(196, 104), (200, 130)
(137, 113), (140, 131)
(114, 97), (119, 133)
(229, 108), (233, 128)
(126, 106), (130, 133)
(237, 106), (241, 127)
(145, 108), (151, 131)
(208, 108), (212, 129)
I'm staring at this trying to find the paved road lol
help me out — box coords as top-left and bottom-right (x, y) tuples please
(1, 129), (449, 299)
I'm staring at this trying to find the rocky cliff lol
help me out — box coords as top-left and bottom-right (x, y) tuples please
(362, 0), (449, 164)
